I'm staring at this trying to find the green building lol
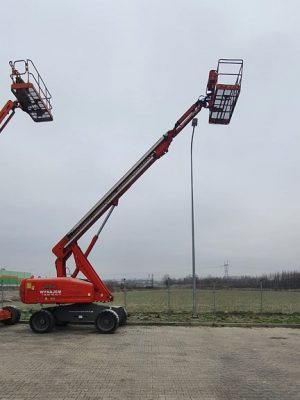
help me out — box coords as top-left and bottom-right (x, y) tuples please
(0, 269), (31, 286)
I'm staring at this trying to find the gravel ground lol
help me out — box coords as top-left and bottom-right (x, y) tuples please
(0, 323), (299, 400)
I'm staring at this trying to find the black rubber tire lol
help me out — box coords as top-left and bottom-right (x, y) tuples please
(29, 310), (55, 333)
(95, 309), (119, 333)
(118, 307), (128, 326)
(2, 306), (21, 325)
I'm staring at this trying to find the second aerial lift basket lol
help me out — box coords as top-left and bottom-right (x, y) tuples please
(10, 59), (53, 123)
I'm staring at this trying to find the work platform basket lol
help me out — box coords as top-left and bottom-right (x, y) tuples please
(10, 59), (53, 122)
(208, 59), (243, 125)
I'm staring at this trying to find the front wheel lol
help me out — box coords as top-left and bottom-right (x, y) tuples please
(95, 309), (119, 334)
(29, 310), (55, 333)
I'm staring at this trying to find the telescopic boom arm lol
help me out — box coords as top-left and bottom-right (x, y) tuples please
(52, 98), (208, 272)
(51, 59), (243, 301)
(53, 98), (207, 256)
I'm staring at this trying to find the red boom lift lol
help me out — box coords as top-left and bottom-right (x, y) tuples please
(0, 59), (53, 326)
(20, 59), (243, 334)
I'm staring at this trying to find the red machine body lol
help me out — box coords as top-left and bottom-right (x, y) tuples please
(20, 59), (243, 333)
(20, 277), (98, 304)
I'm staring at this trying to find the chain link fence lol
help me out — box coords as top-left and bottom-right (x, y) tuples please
(113, 285), (300, 314)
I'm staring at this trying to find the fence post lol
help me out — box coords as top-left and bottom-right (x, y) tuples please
(123, 278), (127, 309)
(260, 279), (263, 313)
(167, 277), (171, 313)
(213, 281), (216, 314)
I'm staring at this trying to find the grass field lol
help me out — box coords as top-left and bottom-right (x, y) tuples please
(2, 288), (300, 324)
(112, 287), (300, 314)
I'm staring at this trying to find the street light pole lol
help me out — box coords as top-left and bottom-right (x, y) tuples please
(191, 118), (198, 318)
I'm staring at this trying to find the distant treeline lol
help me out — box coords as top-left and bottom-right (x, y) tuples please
(105, 270), (300, 290)
(167, 270), (300, 290)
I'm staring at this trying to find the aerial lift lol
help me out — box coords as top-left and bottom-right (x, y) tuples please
(0, 60), (53, 326)
(20, 59), (243, 333)
(0, 59), (53, 134)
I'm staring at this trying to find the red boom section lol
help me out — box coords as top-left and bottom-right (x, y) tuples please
(0, 100), (18, 133)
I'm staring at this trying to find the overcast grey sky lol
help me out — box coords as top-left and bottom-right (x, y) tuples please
(0, 0), (299, 280)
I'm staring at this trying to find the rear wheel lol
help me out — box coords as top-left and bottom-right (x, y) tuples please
(118, 307), (127, 326)
(95, 309), (119, 333)
(29, 310), (55, 333)
(2, 306), (21, 325)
